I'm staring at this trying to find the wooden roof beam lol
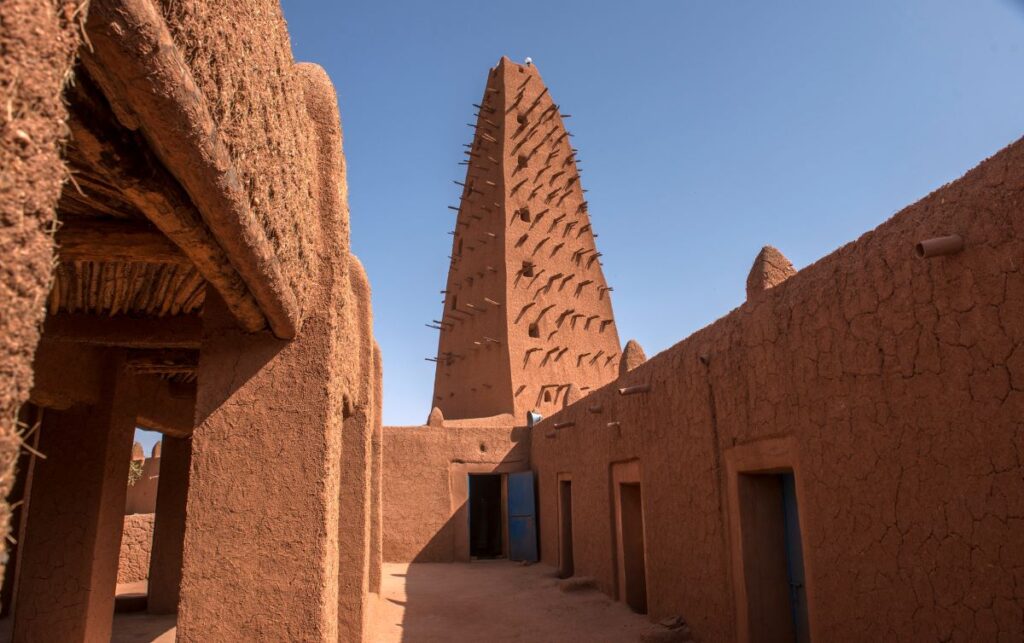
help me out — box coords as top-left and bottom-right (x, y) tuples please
(55, 218), (191, 265)
(44, 313), (202, 349)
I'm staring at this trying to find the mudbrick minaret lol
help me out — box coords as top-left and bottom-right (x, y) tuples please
(431, 57), (621, 420)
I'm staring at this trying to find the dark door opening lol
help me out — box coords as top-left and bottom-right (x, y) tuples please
(469, 474), (503, 559)
(738, 471), (809, 643)
(558, 480), (574, 578)
(619, 483), (647, 614)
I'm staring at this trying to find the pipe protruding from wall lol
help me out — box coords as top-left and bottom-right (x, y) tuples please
(619, 339), (647, 376)
(915, 234), (964, 258)
(618, 384), (651, 396)
(553, 421), (575, 429)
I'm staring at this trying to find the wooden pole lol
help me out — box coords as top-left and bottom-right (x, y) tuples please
(56, 218), (190, 265)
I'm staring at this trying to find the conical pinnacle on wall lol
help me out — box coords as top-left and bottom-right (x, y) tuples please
(745, 245), (796, 300)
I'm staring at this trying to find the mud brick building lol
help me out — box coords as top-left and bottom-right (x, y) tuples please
(1, 1), (380, 640)
(2, 2), (1022, 641)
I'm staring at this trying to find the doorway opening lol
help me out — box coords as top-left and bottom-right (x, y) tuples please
(558, 479), (574, 578)
(468, 474), (503, 559)
(618, 482), (647, 613)
(737, 471), (809, 643)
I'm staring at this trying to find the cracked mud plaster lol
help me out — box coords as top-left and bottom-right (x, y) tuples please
(531, 138), (1024, 642)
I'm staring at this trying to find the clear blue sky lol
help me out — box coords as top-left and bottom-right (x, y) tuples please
(272, 0), (1024, 427)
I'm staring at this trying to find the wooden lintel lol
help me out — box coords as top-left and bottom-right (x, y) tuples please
(126, 348), (199, 375)
(44, 313), (202, 349)
(56, 218), (191, 265)
(135, 374), (196, 438)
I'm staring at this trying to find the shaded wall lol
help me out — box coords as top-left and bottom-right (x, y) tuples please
(383, 416), (530, 562)
(531, 138), (1024, 642)
(117, 513), (155, 584)
(0, 0), (81, 584)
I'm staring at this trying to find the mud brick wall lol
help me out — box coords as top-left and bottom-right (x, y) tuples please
(383, 415), (530, 562)
(117, 513), (154, 584)
(532, 138), (1024, 642)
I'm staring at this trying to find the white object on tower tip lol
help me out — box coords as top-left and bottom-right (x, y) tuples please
(525, 57), (533, 65)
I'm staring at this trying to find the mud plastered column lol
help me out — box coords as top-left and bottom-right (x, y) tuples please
(291, 61), (378, 641)
(177, 60), (354, 642)
(12, 355), (137, 642)
(336, 258), (377, 641)
(146, 435), (192, 614)
(177, 289), (345, 641)
(368, 342), (383, 595)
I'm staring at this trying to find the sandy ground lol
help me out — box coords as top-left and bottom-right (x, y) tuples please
(110, 613), (176, 643)
(367, 561), (659, 642)
(109, 580), (175, 643)
(1, 562), (665, 642)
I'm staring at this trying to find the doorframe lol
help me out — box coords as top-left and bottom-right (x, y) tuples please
(450, 462), (528, 562)
(610, 459), (646, 607)
(724, 436), (817, 643)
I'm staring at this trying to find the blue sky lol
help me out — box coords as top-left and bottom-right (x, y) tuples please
(271, 0), (1024, 427)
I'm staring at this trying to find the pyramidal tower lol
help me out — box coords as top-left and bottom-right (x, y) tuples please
(432, 57), (621, 420)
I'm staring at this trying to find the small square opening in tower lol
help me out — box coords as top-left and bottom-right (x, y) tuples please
(518, 208), (531, 222)
(529, 323), (540, 338)
(522, 261), (534, 277)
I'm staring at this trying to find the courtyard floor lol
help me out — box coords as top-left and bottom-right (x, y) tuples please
(3, 561), (664, 642)
(367, 561), (659, 642)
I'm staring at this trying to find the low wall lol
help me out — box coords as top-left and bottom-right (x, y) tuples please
(117, 513), (154, 585)
(126, 455), (161, 515)
(383, 415), (531, 562)
(531, 138), (1024, 641)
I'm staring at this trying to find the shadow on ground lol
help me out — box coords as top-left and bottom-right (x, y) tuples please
(368, 560), (658, 642)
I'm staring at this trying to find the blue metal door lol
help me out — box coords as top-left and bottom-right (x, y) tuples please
(781, 473), (810, 643)
(507, 471), (538, 562)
